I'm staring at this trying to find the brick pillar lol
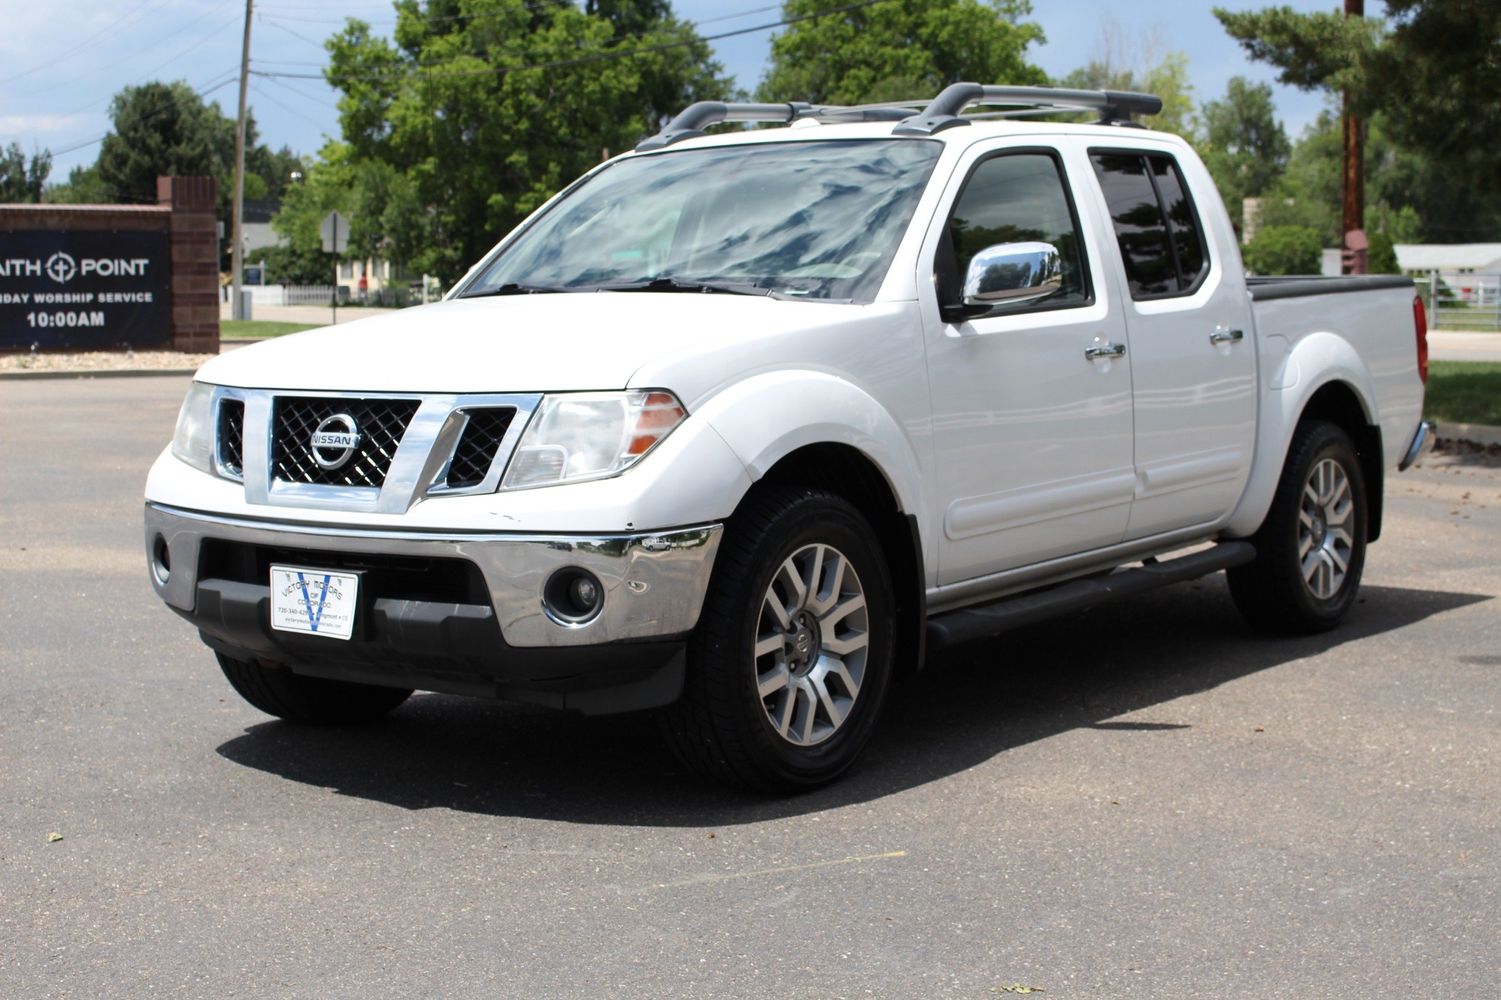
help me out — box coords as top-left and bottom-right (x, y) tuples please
(158, 176), (220, 353)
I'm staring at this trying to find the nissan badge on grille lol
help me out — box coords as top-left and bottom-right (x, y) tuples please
(310, 413), (361, 470)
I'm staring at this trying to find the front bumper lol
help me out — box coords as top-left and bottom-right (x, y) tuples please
(144, 503), (723, 712)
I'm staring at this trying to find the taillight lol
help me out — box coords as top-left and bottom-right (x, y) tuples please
(1413, 294), (1429, 384)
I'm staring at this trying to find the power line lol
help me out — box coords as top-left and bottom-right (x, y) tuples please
(251, 80), (333, 130)
(45, 75), (241, 159)
(0, 0), (177, 86)
(252, 0), (883, 84)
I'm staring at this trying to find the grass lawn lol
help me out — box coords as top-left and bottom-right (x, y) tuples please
(1425, 360), (1501, 426)
(221, 319), (318, 340)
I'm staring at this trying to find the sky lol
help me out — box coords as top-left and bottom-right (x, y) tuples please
(1, 0), (1369, 183)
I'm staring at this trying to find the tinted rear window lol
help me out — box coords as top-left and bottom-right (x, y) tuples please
(1089, 151), (1209, 299)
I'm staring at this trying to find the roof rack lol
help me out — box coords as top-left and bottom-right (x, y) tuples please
(634, 83), (1164, 152)
(636, 101), (917, 151)
(893, 83), (1163, 135)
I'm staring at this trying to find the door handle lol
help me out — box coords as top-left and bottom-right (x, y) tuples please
(1210, 328), (1245, 345)
(1084, 341), (1127, 360)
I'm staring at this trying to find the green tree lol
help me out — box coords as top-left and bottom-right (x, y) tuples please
(1215, 1), (1501, 200)
(1367, 231), (1399, 273)
(1256, 110), (1501, 244)
(1061, 49), (1197, 137)
(0, 143), (52, 203)
(97, 81), (235, 207)
(325, 0), (728, 283)
(757, 0), (1047, 105)
(43, 164), (109, 204)
(1199, 77), (1290, 235)
(1371, 0), (1501, 182)
(1243, 224), (1323, 275)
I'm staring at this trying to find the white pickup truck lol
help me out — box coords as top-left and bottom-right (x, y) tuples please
(145, 84), (1432, 791)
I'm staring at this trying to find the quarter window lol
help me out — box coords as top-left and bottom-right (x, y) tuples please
(1089, 151), (1209, 299)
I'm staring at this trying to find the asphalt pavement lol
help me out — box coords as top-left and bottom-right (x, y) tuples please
(2, 376), (1498, 998)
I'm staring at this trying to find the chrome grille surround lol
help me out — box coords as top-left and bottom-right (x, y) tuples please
(209, 387), (541, 514)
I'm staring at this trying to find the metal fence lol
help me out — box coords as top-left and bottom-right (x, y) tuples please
(240, 283), (444, 309)
(1415, 273), (1501, 329)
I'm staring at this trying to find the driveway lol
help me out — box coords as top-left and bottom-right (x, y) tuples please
(2, 376), (1497, 998)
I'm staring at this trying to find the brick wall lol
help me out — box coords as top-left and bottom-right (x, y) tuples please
(0, 176), (219, 353)
(159, 176), (220, 353)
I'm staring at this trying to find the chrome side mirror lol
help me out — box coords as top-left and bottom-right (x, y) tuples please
(962, 241), (1063, 309)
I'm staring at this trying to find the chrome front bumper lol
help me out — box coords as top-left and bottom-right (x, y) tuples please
(144, 502), (723, 648)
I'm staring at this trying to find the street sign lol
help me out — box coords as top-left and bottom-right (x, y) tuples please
(319, 211), (349, 254)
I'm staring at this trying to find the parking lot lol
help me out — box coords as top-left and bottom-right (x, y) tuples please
(3, 374), (1498, 998)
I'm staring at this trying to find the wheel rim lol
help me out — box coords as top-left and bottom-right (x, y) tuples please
(753, 542), (869, 747)
(1298, 457), (1355, 600)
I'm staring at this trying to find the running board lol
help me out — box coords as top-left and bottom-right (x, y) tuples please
(926, 541), (1256, 651)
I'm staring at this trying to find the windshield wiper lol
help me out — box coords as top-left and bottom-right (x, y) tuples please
(461, 282), (573, 298)
(595, 277), (772, 297)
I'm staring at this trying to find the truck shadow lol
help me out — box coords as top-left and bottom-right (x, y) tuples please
(215, 579), (1488, 825)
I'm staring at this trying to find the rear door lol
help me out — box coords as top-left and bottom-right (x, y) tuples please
(1087, 146), (1257, 538)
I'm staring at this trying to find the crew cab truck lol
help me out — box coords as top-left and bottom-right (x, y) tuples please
(145, 84), (1432, 791)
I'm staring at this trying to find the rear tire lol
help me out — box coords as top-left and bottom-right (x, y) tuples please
(216, 653), (413, 724)
(662, 487), (896, 792)
(1228, 420), (1368, 633)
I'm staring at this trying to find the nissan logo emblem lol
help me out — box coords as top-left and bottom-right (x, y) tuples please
(310, 413), (361, 470)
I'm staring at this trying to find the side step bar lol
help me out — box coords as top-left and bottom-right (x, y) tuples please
(926, 541), (1256, 651)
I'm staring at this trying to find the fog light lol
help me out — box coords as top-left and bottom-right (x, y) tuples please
(543, 568), (604, 625)
(150, 534), (171, 586)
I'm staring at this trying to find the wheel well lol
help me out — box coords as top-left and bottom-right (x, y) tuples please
(748, 444), (926, 672)
(1299, 381), (1385, 542)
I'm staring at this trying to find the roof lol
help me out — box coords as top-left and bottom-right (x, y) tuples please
(1395, 244), (1501, 272)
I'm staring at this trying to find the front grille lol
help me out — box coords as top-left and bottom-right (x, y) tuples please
(218, 398), (245, 478)
(271, 396), (420, 488)
(445, 407), (516, 489)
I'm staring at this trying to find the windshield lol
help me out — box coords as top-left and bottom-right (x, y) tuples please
(462, 139), (941, 303)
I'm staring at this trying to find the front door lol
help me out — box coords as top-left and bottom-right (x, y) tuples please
(922, 144), (1135, 586)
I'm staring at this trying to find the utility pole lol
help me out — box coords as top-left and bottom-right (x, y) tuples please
(230, 0), (254, 319)
(1340, 0), (1366, 275)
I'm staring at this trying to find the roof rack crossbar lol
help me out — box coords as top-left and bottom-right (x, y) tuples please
(635, 101), (917, 151)
(892, 83), (1163, 136)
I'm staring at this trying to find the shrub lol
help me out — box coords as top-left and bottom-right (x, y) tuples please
(1243, 225), (1324, 275)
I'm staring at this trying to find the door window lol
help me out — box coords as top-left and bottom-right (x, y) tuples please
(1089, 151), (1209, 299)
(940, 151), (1093, 314)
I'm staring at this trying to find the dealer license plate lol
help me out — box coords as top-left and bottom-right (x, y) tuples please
(269, 565), (359, 640)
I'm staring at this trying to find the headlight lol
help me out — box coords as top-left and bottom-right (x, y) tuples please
(170, 381), (216, 474)
(501, 390), (686, 489)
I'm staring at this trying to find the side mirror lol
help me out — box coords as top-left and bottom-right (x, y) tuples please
(964, 241), (1063, 308)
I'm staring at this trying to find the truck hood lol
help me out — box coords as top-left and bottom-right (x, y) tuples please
(196, 293), (888, 398)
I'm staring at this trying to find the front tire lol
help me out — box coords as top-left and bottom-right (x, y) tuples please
(662, 487), (896, 792)
(1228, 420), (1368, 633)
(216, 653), (413, 724)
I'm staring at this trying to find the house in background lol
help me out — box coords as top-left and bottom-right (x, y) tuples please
(1396, 244), (1501, 306)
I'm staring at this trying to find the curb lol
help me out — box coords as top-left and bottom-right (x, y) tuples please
(1434, 421), (1501, 449)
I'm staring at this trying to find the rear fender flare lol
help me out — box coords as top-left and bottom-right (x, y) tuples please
(1226, 331), (1377, 537)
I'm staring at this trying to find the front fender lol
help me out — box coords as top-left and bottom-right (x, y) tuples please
(696, 370), (927, 523)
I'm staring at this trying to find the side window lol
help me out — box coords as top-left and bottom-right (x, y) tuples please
(942, 151), (1092, 313)
(1089, 150), (1210, 299)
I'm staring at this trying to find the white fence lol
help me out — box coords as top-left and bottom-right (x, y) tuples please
(242, 284), (336, 307)
(1416, 273), (1501, 329)
(241, 282), (441, 309)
